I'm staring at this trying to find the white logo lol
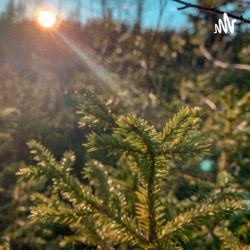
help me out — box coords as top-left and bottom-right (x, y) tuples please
(214, 13), (237, 34)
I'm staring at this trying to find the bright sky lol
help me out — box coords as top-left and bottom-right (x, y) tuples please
(0, 0), (196, 30)
(2, 0), (249, 30)
(1, 0), (250, 30)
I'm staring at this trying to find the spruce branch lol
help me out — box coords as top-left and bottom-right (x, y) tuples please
(83, 160), (128, 211)
(77, 87), (116, 129)
(160, 107), (210, 159)
(16, 140), (58, 181)
(17, 88), (249, 249)
(85, 108), (211, 247)
(29, 204), (91, 225)
(54, 163), (147, 247)
(161, 107), (200, 145)
(147, 152), (157, 243)
(214, 227), (250, 250)
(173, 0), (250, 24)
(83, 160), (113, 203)
(86, 132), (144, 155)
(115, 115), (161, 244)
(115, 115), (160, 154)
(18, 140), (148, 247)
(159, 200), (248, 244)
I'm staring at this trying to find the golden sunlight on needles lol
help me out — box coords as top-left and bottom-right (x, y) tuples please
(38, 10), (57, 28)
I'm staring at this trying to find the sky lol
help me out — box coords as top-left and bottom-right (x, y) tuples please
(1, 1), (249, 31)
(0, 0), (197, 31)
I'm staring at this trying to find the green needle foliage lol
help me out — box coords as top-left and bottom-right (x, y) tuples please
(17, 88), (249, 249)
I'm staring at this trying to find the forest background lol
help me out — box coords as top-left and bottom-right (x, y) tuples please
(0, 0), (250, 249)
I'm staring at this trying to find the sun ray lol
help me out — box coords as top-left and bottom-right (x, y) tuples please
(31, 2), (122, 94)
(55, 31), (121, 93)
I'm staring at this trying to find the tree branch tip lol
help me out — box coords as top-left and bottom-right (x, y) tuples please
(177, 6), (187, 11)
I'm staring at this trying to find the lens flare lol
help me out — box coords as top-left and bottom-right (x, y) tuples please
(200, 159), (213, 172)
(38, 10), (57, 28)
(56, 31), (121, 93)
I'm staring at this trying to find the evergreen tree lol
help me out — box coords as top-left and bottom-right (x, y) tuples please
(17, 88), (249, 249)
(0, 0), (16, 24)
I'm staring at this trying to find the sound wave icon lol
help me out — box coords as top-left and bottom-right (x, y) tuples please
(214, 13), (237, 34)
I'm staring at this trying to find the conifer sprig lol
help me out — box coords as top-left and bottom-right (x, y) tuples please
(17, 89), (249, 249)
(159, 200), (248, 243)
(18, 141), (147, 248)
(77, 87), (116, 129)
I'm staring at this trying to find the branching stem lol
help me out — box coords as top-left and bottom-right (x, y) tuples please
(173, 0), (250, 24)
(147, 152), (157, 243)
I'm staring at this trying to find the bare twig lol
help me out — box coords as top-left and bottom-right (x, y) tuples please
(173, 0), (250, 24)
(200, 45), (250, 71)
(199, 93), (217, 110)
(156, 0), (168, 32)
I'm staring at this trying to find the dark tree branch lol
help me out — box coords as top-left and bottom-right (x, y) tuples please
(173, 0), (250, 24)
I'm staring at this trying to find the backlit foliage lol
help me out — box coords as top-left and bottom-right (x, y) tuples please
(17, 89), (249, 249)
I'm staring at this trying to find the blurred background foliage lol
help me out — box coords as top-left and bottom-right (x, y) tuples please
(0, 0), (249, 249)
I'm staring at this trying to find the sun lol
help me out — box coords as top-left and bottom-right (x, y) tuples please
(38, 10), (57, 28)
